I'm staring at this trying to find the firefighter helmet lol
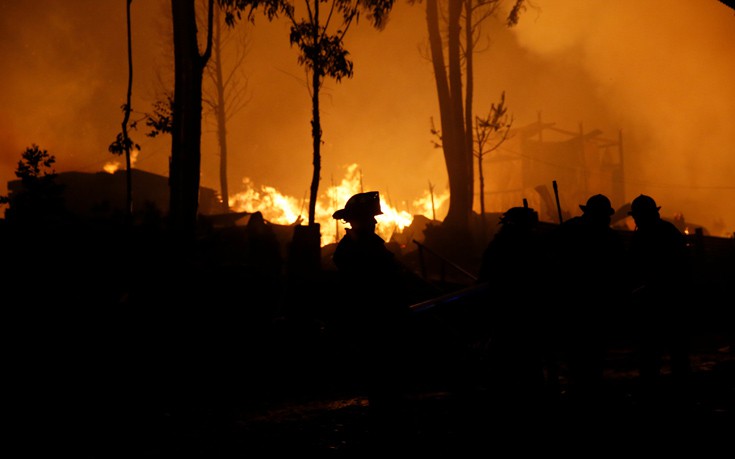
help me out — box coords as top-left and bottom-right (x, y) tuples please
(499, 206), (538, 227)
(579, 194), (615, 216)
(332, 191), (383, 221)
(628, 194), (661, 216)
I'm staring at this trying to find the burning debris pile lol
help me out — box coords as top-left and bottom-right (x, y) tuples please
(228, 163), (449, 247)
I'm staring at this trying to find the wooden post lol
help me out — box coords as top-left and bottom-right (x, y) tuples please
(553, 180), (563, 224)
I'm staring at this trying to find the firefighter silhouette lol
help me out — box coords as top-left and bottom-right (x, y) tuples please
(476, 205), (549, 421)
(331, 191), (422, 442)
(628, 194), (693, 406)
(547, 193), (627, 412)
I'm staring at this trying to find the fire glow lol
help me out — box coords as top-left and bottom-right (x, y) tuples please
(228, 163), (449, 246)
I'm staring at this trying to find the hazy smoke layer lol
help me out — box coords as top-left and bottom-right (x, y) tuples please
(1, 0), (732, 235)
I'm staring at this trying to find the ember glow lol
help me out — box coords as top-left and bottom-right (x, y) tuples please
(229, 163), (449, 246)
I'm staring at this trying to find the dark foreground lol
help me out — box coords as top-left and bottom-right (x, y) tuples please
(4, 224), (734, 456)
(186, 339), (735, 456)
(10, 317), (733, 457)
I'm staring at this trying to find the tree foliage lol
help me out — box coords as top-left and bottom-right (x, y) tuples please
(108, 104), (143, 156)
(12, 144), (57, 183)
(144, 97), (175, 138)
(0, 144), (66, 225)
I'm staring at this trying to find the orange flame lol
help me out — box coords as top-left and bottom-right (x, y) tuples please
(229, 163), (449, 246)
(103, 149), (139, 174)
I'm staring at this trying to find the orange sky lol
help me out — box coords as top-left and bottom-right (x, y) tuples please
(1, 0), (733, 236)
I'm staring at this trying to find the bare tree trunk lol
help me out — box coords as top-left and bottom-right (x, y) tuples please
(464, 0), (475, 218)
(170, 0), (213, 239)
(308, 1), (321, 228)
(203, 4), (250, 214)
(123, 0), (134, 222)
(477, 145), (486, 218)
(309, 63), (321, 228)
(211, 9), (230, 212)
(427, 0), (453, 150)
(427, 0), (471, 234)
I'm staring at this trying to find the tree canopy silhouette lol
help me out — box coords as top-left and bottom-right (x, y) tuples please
(0, 144), (66, 226)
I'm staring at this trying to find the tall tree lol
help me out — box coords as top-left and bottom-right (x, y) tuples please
(425, 0), (524, 238)
(218, 0), (394, 227)
(169, 0), (214, 239)
(108, 0), (138, 223)
(202, 4), (250, 212)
